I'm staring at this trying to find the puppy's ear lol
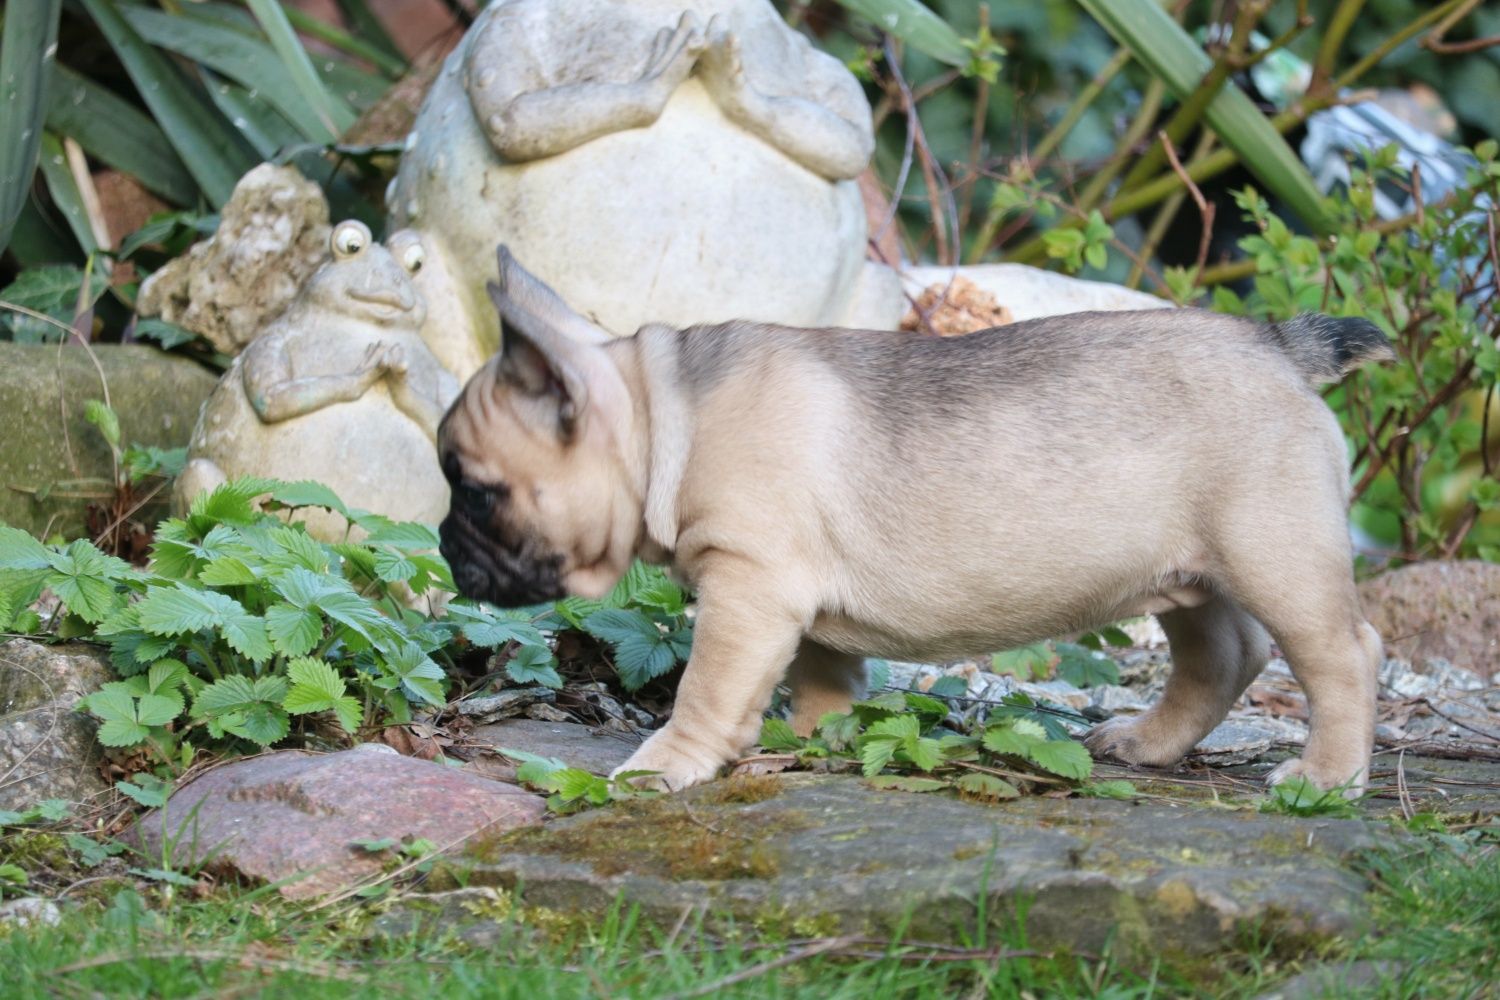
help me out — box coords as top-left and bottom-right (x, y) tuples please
(486, 249), (624, 442)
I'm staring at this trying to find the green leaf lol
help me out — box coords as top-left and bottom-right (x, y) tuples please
(265, 602), (322, 657)
(758, 717), (803, 752)
(284, 656), (346, 704)
(503, 643), (562, 689)
(955, 772), (1020, 801)
(0, 526), (52, 571)
(78, 0), (256, 207)
(866, 774), (948, 792)
(189, 477), (276, 528)
(45, 540), (129, 623)
(1074, 0), (1333, 232)
(219, 609), (273, 664)
(859, 738), (898, 777)
(1054, 643), (1120, 689)
(137, 584), (238, 635)
(116, 774), (171, 808)
(927, 675), (969, 699)
(1026, 739), (1093, 781)
(36, 132), (98, 255)
(133, 318), (198, 350)
(815, 711), (861, 751)
(46, 64), (196, 204)
(1078, 780), (1138, 800)
(269, 481), (349, 516)
(0, 265), (109, 341)
(832, 0), (968, 67)
(359, 520), (439, 550)
(244, 0), (355, 139)
(0, 0), (61, 255)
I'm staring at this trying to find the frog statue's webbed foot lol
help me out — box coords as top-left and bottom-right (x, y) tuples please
(694, 21), (874, 181)
(465, 6), (705, 163)
(171, 458), (228, 516)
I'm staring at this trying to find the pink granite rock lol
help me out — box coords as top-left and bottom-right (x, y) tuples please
(133, 744), (544, 898)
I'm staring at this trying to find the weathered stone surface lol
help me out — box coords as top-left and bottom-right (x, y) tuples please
(132, 744), (545, 899)
(0, 639), (112, 811)
(466, 719), (640, 781)
(446, 773), (1391, 957)
(0, 342), (217, 537)
(1359, 561), (1500, 679)
(137, 164), (330, 356)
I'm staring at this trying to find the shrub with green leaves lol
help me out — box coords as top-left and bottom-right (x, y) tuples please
(0, 477), (697, 766)
(758, 689), (1115, 801)
(1202, 144), (1499, 562)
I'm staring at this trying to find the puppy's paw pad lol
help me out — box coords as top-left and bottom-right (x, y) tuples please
(1265, 757), (1367, 799)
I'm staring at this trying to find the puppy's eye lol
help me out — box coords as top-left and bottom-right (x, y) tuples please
(457, 480), (506, 517)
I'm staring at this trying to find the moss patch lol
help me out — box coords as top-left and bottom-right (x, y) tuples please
(495, 796), (807, 882)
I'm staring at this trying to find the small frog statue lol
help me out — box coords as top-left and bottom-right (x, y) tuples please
(173, 221), (459, 541)
(389, 0), (898, 369)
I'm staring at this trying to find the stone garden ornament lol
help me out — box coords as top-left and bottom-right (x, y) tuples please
(387, 0), (902, 362)
(174, 222), (458, 540)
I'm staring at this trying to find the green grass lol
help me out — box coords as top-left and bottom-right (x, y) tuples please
(1, 820), (1495, 998)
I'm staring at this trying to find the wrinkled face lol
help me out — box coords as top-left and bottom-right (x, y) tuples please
(302, 221), (428, 328)
(436, 249), (641, 608)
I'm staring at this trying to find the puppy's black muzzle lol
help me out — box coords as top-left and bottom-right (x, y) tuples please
(438, 512), (566, 608)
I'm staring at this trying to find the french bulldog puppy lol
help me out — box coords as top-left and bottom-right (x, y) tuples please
(438, 247), (1392, 795)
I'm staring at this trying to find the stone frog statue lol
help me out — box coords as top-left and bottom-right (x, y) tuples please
(174, 221), (459, 541)
(389, 0), (894, 369)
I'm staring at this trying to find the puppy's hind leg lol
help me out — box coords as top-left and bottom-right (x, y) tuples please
(1086, 595), (1269, 767)
(1217, 513), (1381, 795)
(786, 641), (866, 738)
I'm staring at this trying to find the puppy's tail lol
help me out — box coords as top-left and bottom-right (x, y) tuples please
(1265, 313), (1396, 386)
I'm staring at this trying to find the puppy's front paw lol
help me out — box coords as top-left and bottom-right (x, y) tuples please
(609, 727), (728, 792)
(1266, 755), (1367, 799)
(1084, 715), (1189, 768)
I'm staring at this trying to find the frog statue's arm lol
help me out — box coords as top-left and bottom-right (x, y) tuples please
(696, 27), (874, 181)
(242, 330), (396, 424)
(466, 8), (705, 162)
(381, 347), (461, 444)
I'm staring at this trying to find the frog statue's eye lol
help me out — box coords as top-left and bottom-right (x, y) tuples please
(400, 241), (425, 274)
(387, 230), (425, 275)
(331, 220), (371, 260)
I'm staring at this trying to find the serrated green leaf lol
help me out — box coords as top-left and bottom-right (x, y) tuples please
(1027, 739), (1093, 780)
(220, 610), (273, 663)
(815, 711), (861, 751)
(372, 548), (417, 583)
(0, 526), (52, 571)
(1055, 643), (1120, 689)
(360, 520), (439, 550)
(287, 656), (346, 702)
(503, 643), (561, 689)
(1079, 780), (1138, 800)
(137, 584), (234, 635)
(97, 718), (150, 747)
(0, 264), (109, 341)
(265, 603), (322, 656)
(269, 481), (349, 516)
(906, 737), (943, 772)
(758, 717), (802, 752)
(134, 692), (183, 728)
(86, 684), (139, 724)
(859, 738), (898, 777)
(83, 400), (121, 449)
(197, 556), (258, 586)
(224, 703), (289, 746)
(866, 774), (949, 793)
(955, 772), (1020, 801)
